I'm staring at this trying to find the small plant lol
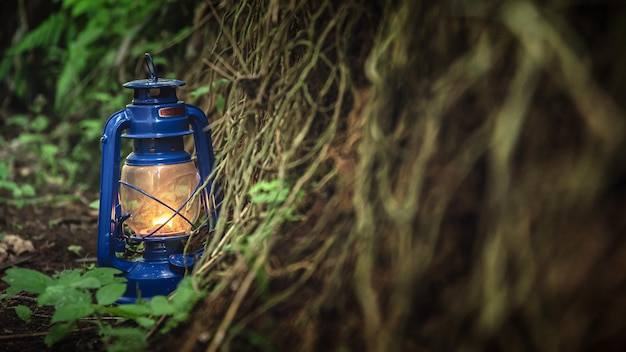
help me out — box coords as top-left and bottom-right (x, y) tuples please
(237, 179), (305, 270)
(0, 161), (36, 209)
(2, 267), (206, 350)
(0, 112), (82, 207)
(248, 179), (305, 221)
(2, 267), (126, 346)
(67, 245), (83, 256)
(248, 180), (291, 205)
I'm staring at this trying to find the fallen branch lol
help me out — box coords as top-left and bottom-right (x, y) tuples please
(0, 254), (34, 272)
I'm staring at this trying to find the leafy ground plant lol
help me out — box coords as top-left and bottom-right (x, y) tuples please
(1, 267), (205, 351)
(248, 179), (305, 221)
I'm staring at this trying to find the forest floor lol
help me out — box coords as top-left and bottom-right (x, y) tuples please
(0, 199), (106, 351)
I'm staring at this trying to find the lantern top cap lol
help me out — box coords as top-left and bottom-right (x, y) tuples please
(123, 53), (186, 89)
(123, 78), (186, 89)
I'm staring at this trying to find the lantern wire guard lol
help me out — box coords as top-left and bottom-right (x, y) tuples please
(118, 177), (201, 238)
(97, 53), (218, 303)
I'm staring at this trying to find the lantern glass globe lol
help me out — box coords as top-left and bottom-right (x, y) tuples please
(119, 161), (200, 237)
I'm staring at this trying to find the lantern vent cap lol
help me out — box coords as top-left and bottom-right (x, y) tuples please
(123, 78), (186, 89)
(123, 53), (185, 89)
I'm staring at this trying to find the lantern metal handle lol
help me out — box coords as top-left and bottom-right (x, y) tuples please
(145, 53), (158, 82)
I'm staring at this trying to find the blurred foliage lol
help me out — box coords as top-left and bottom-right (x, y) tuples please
(0, 0), (201, 204)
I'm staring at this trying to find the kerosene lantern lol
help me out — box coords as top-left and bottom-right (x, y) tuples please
(97, 54), (218, 303)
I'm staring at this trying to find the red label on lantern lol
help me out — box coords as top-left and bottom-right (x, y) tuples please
(158, 107), (185, 117)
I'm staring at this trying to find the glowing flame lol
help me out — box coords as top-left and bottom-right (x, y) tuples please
(152, 215), (174, 229)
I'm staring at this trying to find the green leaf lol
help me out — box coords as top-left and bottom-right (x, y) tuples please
(0, 55), (12, 82)
(83, 267), (125, 286)
(0, 162), (9, 180)
(135, 316), (156, 329)
(190, 86), (210, 98)
(248, 180), (290, 204)
(44, 322), (76, 347)
(69, 0), (94, 17)
(149, 295), (175, 316)
(67, 245), (83, 255)
(96, 283), (127, 306)
(116, 303), (150, 317)
(14, 305), (32, 323)
(88, 199), (100, 209)
(2, 268), (53, 296)
(74, 26), (104, 47)
(0, 180), (19, 195)
(101, 327), (148, 352)
(51, 303), (95, 323)
(11, 184), (22, 199)
(39, 285), (92, 307)
(102, 306), (139, 319)
(170, 279), (205, 311)
(211, 78), (230, 90)
(170, 286), (195, 309)
(89, 199), (100, 209)
(70, 277), (101, 289)
(6, 115), (29, 127)
(171, 310), (189, 323)
(11, 12), (67, 55)
(54, 269), (82, 285)
(18, 133), (40, 145)
(41, 144), (59, 160)
(31, 115), (49, 132)
(20, 184), (36, 197)
(79, 119), (103, 141)
(216, 94), (225, 114)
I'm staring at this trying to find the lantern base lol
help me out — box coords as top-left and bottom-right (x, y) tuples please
(115, 240), (196, 304)
(116, 260), (184, 304)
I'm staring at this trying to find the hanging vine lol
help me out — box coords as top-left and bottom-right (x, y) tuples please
(165, 0), (626, 351)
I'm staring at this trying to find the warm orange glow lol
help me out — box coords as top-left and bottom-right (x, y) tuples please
(152, 215), (175, 229)
(119, 161), (201, 237)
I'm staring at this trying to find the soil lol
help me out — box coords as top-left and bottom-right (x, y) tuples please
(0, 199), (105, 351)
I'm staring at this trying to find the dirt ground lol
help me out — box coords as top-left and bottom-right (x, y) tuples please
(0, 199), (104, 351)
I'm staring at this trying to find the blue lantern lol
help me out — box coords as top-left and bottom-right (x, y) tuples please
(97, 54), (218, 303)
